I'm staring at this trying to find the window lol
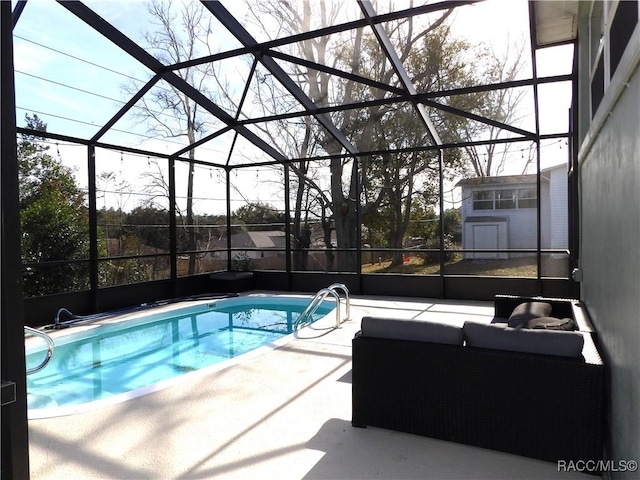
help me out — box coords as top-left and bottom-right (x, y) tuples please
(473, 189), (537, 210)
(518, 189), (537, 208)
(589, 1), (604, 66)
(610, 0), (638, 76)
(591, 54), (605, 115)
(495, 189), (516, 209)
(473, 191), (494, 210)
(589, 0), (639, 117)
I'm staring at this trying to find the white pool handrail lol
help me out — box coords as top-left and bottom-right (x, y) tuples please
(326, 283), (350, 321)
(295, 283), (350, 330)
(25, 326), (54, 375)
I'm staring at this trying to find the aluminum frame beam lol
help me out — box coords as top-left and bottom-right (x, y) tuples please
(37, 0), (533, 165)
(90, 74), (162, 143)
(234, 74), (570, 135)
(202, 0), (361, 158)
(20, 0), (561, 168)
(359, 0), (443, 146)
(2, 2), (30, 476)
(175, 1), (478, 71)
(59, 1), (288, 164)
(11, 1), (27, 28)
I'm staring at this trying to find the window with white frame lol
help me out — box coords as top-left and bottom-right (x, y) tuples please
(472, 189), (537, 211)
(495, 189), (516, 209)
(472, 191), (494, 210)
(589, 0), (639, 118)
(518, 189), (537, 209)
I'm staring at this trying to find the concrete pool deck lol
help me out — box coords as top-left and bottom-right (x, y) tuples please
(28, 293), (595, 479)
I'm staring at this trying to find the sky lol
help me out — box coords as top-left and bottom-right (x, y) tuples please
(12, 0), (574, 214)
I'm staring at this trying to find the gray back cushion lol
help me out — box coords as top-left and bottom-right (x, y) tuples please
(463, 321), (584, 358)
(361, 316), (464, 345)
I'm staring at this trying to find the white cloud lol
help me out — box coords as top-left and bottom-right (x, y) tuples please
(13, 41), (53, 74)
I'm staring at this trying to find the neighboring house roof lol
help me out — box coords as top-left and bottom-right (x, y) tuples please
(246, 231), (286, 248)
(208, 230), (286, 249)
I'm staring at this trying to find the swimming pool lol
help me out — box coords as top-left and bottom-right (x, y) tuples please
(26, 295), (335, 418)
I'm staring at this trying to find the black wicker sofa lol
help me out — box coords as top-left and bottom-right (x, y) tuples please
(351, 295), (605, 464)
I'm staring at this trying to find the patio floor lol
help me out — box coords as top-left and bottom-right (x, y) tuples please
(28, 293), (597, 479)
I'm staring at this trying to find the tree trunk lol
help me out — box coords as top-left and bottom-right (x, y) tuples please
(330, 157), (358, 272)
(187, 149), (196, 275)
(292, 131), (311, 271)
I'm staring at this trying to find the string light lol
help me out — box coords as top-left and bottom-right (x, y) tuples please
(465, 139), (567, 164)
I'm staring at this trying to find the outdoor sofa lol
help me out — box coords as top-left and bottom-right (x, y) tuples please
(351, 295), (605, 465)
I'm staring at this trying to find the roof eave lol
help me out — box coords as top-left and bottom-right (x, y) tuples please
(531, 0), (578, 48)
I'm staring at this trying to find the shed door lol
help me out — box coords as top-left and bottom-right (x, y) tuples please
(472, 224), (499, 259)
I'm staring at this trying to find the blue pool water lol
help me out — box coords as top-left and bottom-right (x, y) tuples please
(26, 296), (334, 417)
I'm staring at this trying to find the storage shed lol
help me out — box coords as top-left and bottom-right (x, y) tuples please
(456, 164), (568, 258)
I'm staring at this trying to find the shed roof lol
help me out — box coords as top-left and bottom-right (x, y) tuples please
(456, 174), (537, 188)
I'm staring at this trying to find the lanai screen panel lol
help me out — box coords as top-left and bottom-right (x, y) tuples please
(11, 0), (577, 287)
(13, 1), (156, 140)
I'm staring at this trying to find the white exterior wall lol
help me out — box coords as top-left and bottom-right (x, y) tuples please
(504, 205), (537, 250)
(548, 166), (569, 250)
(540, 181), (551, 248)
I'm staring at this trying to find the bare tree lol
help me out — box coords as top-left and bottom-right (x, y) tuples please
(456, 40), (530, 177)
(239, 1), (462, 270)
(123, 0), (215, 275)
(126, 1), (533, 272)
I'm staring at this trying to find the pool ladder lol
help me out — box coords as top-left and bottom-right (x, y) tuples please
(294, 283), (350, 331)
(24, 326), (54, 375)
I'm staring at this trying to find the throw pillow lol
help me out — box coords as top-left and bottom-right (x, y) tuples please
(507, 301), (552, 327)
(526, 316), (577, 331)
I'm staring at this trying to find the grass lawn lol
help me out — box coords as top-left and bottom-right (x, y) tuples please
(361, 255), (568, 277)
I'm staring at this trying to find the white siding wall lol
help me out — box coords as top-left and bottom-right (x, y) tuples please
(540, 181), (551, 249)
(549, 167), (569, 249)
(460, 187), (473, 224)
(505, 206), (537, 250)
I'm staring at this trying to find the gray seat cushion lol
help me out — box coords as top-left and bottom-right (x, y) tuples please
(463, 321), (584, 358)
(361, 316), (464, 345)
